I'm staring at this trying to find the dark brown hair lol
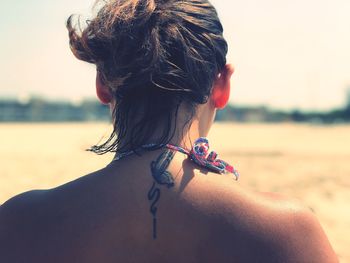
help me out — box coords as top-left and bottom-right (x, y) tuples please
(67, 0), (228, 154)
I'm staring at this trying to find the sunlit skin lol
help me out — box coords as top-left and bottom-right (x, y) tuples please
(0, 64), (338, 262)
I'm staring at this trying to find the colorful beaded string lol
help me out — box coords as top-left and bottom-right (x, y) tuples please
(167, 137), (239, 180)
(113, 137), (239, 180)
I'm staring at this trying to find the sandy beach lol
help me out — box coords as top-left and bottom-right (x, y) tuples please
(0, 123), (349, 262)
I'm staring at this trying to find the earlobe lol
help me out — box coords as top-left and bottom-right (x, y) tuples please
(215, 96), (229, 109)
(211, 86), (230, 109)
(211, 64), (234, 109)
(96, 71), (113, 105)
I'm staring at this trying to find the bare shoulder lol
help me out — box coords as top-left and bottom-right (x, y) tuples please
(0, 189), (47, 222)
(180, 170), (339, 262)
(0, 178), (82, 224)
(0, 189), (54, 231)
(247, 189), (338, 262)
(0, 170), (104, 262)
(0, 190), (49, 258)
(0, 168), (105, 223)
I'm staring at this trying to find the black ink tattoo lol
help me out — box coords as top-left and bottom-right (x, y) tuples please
(147, 149), (175, 239)
(147, 182), (160, 239)
(150, 149), (175, 188)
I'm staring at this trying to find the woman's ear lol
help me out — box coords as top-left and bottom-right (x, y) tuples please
(96, 71), (113, 105)
(210, 64), (234, 109)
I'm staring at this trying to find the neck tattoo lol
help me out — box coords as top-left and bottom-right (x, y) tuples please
(147, 149), (175, 239)
(111, 137), (239, 240)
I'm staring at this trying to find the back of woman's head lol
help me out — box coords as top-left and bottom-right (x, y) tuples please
(67, 0), (228, 154)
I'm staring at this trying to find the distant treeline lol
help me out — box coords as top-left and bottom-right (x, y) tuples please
(216, 105), (350, 123)
(0, 98), (110, 122)
(0, 97), (349, 123)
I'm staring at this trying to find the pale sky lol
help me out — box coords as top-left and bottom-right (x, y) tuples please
(0, 0), (349, 110)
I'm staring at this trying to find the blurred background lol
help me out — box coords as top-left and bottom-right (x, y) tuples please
(0, 0), (349, 261)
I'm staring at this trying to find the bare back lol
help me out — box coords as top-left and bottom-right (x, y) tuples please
(0, 150), (338, 263)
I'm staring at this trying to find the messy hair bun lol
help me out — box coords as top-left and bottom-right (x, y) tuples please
(67, 0), (228, 154)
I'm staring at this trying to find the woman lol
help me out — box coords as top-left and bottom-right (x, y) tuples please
(0, 0), (338, 262)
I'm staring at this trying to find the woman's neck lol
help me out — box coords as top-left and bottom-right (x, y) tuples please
(115, 102), (214, 154)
